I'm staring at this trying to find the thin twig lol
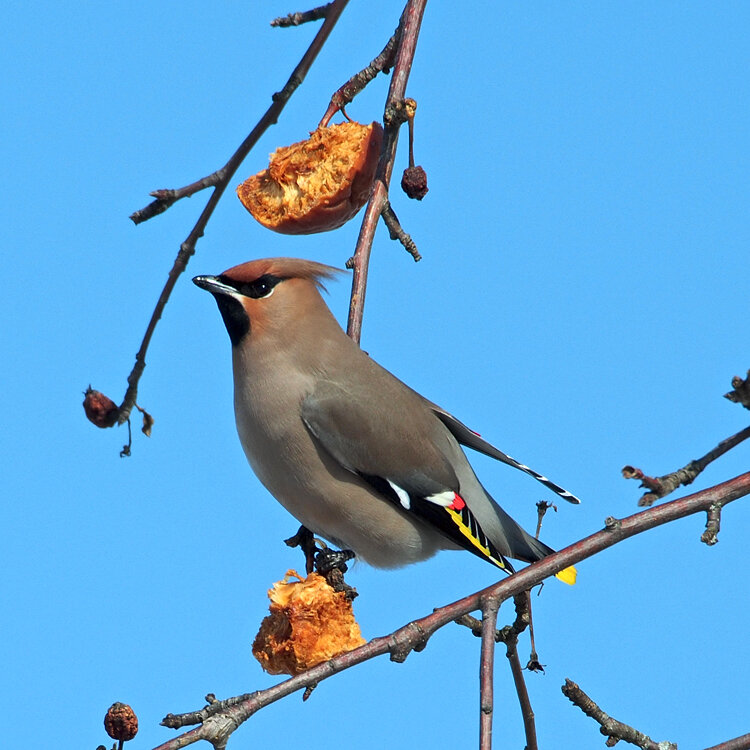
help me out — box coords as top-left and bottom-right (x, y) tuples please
(110, 0), (350, 428)
(381, 201), (421, 261)
(506, 643), (537, 750)
(346, 0), (427, 343)
(319, 20), (401, 127)
(455, 612), (483, 636)
(502, 594), (538, 750)
(129, 177), (227, 226)
(479, 596), (500, 750)
(271, 4), (332, 27)
(526, 505), (550, 675)
(150, 472), (750, 750)
(623, 424), (750, 506)
(456, 590), (542, 736)
(562, 679), (677, 749)
(535, 500), (555, 539)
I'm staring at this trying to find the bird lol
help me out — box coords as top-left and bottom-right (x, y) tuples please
(193, 257), (579, 582)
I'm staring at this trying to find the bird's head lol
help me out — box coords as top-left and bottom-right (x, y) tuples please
(193, 257), (343, 346)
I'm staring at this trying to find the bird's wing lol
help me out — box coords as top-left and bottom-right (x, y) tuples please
(301, 381), (515, 571)
(429, 405), (582, 505)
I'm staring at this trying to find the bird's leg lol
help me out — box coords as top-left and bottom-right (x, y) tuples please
(284, 525), (317, 575)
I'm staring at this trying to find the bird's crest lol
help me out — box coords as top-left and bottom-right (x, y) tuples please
(220, 257), (344, 293)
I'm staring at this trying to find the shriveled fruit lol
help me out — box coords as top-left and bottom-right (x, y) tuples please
(237, 121), (383, 234)
(252, 570), (365, 676)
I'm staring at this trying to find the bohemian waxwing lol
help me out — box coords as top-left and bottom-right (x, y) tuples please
(193, 258), (579, 579)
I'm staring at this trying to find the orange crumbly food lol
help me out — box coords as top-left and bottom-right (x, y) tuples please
(252, 570), (366, 676)
(237, 121), (383, 234)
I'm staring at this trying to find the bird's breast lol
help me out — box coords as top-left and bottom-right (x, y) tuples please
(230, 364), (451, 567)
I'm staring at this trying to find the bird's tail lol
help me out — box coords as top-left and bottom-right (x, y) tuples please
(485, 493), (577, 585)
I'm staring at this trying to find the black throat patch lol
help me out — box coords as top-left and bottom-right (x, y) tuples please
(213, 294), (250, 346)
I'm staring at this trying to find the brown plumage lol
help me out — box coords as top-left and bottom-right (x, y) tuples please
(194, 258), (579, 576)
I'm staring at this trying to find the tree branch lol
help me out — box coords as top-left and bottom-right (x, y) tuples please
(346, 0), (427, 343)
(479, 596), (500, 750)
(319, 18), (400, 127)
(456, 593), (539, 749)
(562, 678), (677, 749)
(149, 472), (750, 749)
(502, 593), (538, 750)
(703, 733), (750, 750)
(104, 0), (350, 430)
(622, 424), (750, 506)
(623, 369), (750, 505)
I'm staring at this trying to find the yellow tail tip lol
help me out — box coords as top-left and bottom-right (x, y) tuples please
(555, 565), (577, 585)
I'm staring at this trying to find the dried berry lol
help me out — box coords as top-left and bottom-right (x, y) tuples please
(401, 165), (428, 200)
(83, 387), (118, 428)
(104, 702), (138, 742)
(237, 121), (383, 234)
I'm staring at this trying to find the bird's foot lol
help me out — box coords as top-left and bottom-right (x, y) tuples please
(284, 527), (358, 599)
(314, 546), (358, 601)
(314, 546), (355, 575)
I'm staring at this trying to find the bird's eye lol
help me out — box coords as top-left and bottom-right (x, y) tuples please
(242, 274), (283, 299)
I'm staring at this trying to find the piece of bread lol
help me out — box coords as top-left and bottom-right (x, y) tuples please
(237, 121), (383, 234)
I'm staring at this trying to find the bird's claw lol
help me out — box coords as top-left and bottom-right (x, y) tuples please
(314, 546), (355, 575)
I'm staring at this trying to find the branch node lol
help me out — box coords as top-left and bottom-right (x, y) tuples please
(701, 502), (722, 546)
(604, 516), (621, 531)
(384, 98), (412, 128)
(389, 622), (428, 662)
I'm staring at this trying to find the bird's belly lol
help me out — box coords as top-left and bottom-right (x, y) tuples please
(234, 402), (450, 568)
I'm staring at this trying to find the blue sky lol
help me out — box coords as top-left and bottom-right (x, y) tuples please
(2, 3), (749, 748)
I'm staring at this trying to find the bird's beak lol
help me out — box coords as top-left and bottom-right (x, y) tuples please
(193, 275), (235, 296)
